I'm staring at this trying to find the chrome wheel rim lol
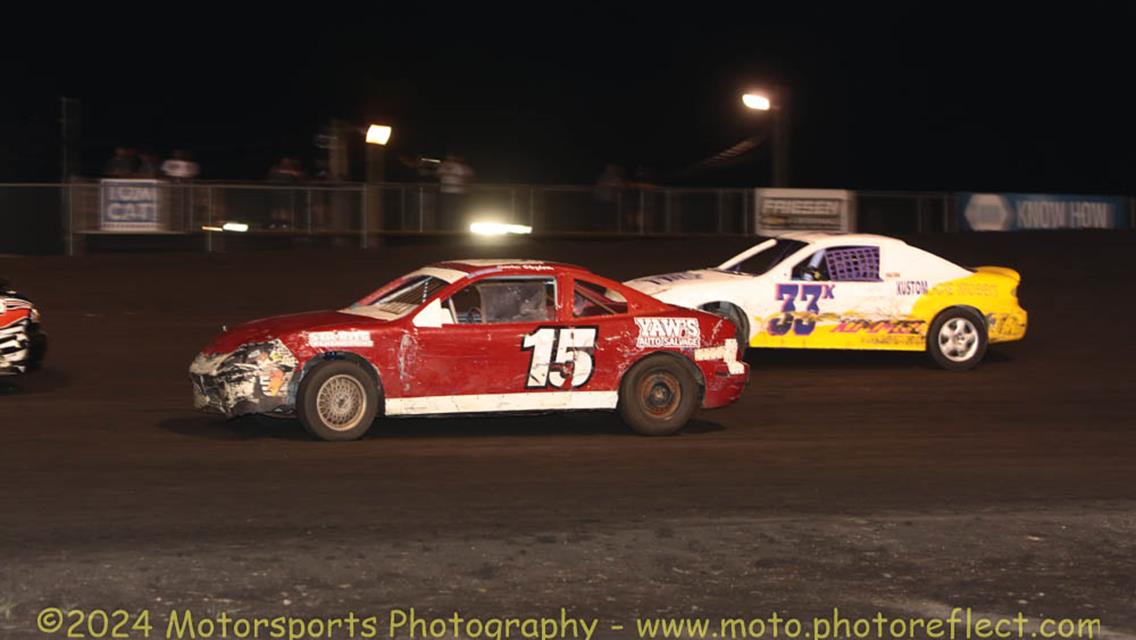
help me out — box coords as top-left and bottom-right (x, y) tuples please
(938, 318), (979, 363)
(316, 374), (367, 431)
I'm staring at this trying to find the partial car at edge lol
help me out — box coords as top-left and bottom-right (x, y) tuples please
(0, 279), (47, 376)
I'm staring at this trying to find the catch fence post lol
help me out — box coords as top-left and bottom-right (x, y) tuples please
(205, 186), (213, 253)
(361, 187), (368, 249)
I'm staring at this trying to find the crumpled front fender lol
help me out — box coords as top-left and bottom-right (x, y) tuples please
(190, 339), (299, 417)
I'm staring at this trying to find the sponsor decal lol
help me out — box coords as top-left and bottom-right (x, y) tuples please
(930, 281), (998, 297)
(634, 317), (701, 348)
(639, 272), (703, 286)
(247, 340), (299, 397)
(767, 283), (836, 336)
(308, 330), (374, 348)
(986, 312), (1027, 339)
(832, 319), (925, 335)
(896, 280), (929, 296)
(484, 263), (556, 273)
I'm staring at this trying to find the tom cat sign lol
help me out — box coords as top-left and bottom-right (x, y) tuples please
(100, 179), (161, 232)
(959, 193), (1129, 231)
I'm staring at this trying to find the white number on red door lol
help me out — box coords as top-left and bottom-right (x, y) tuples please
(522, 327), (597, 388)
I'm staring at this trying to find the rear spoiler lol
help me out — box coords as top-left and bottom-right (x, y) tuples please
(972, 266), (1021, 283)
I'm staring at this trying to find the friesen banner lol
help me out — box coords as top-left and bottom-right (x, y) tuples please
(959, 192), (1130, 231)
(754, 188), (855, 234)
(100, 179), (162, 232)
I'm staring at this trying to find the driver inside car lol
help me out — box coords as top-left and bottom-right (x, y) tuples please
(797, 250), (827, 281)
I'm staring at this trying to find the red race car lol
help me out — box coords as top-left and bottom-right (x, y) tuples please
(190, 260), (749, 440)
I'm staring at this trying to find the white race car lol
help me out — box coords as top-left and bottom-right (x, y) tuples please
(625, 233), (1027, 370)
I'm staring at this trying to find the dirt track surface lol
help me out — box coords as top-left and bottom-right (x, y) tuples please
(1, 233), (1134, 637)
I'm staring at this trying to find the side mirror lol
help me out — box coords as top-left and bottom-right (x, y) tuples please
(412, 298), (455, 328)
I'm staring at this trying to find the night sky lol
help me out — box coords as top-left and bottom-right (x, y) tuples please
(3, 6), (1134, 192)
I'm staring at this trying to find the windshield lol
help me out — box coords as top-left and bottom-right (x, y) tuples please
(370, 275), (448, 315)
(716, 239), (807, 276)
(346, 273), (452, 320)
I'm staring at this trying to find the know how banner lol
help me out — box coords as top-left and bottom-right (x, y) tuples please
(959, 192), (1130, 231)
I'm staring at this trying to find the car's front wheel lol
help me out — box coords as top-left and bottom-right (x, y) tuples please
(927, 307), (988, 371)
(297, 360), (380, 441)
(618, 354), (700, 436)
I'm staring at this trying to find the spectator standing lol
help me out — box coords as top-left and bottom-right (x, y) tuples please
(593, 164), (627, 233)
(136, 152), (160, 178)
(161, 150), (200, 181)
(104, 147), (139, 177)
(437, 154), (473, 230)
(267, 157), (304, 229)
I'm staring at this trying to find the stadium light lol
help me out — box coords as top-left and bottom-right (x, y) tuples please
(742, 93), (772, 111)
(365, 124), (392, 145)
(470, 221), (533, 236)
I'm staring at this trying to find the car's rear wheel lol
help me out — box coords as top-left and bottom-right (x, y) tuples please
(927, 307), (988, 371)
(297, 361), (380, 441)
(618, 354), (700, 436)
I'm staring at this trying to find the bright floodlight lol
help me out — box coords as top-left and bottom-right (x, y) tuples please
(365, 124), (392, 145)
(470, 221), (533, 236)
(742, 93), (772, 111)
(222, 222), (249, 233)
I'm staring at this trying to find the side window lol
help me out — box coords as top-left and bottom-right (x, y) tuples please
(792, 246), (880, 282)
(573, 279), (628, 317)
(445, 277), (556, 324)
(447, 283), (482, 324)
(791, 250), (830, 281)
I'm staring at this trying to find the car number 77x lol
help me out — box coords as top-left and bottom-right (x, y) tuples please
(522, 327), (598, 389)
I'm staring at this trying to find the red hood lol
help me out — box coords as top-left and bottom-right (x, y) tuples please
(204, 310), (378, 353)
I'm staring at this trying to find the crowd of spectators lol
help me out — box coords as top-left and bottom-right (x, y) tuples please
(104, 148), (199, 180)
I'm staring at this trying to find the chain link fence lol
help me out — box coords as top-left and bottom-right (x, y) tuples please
(0, 181), (1012, 255)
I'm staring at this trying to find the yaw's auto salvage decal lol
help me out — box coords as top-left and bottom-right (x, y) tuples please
(634, 317), (700, 348)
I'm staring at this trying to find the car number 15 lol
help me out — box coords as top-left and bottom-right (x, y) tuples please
(522, 327), (597, 389)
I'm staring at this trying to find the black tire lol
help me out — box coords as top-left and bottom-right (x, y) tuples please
(617, 354), (701, 436)
(296, 360), (380, 441)
(927, 307), (988, 371)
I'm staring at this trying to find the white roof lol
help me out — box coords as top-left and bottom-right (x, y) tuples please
(774, 231), (908, 247)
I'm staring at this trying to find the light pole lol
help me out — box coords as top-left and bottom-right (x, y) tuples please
(365, 124), (391, 182)
(364, 124), (392, 246)
(742, 90), (789, 187)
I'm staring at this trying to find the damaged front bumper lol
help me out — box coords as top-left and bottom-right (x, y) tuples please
(189, 339), (299, 417)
